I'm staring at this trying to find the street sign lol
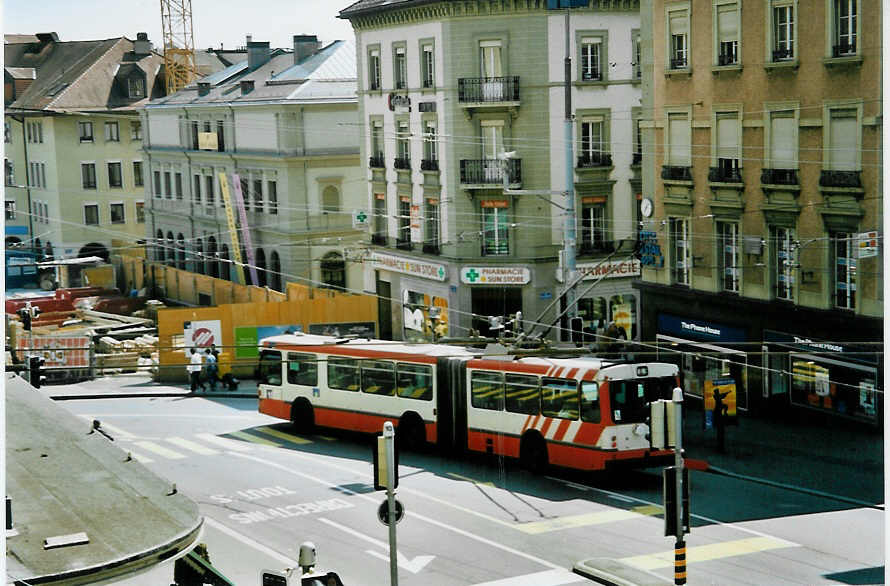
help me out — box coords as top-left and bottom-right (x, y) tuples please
(377, 498), (405, 526)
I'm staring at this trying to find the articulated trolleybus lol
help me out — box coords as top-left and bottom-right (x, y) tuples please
(257, 333), (679, 473)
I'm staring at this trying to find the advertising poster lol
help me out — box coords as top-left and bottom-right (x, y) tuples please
(234, 324), (304, 359)
(184, 320), (223, 351)
(704, 378), (737, 429)
(611, 303), (632, 339)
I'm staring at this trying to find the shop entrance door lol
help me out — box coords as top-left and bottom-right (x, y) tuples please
(471, 287), (522, 338)
(376, 275), (392, 340)
(656, 334), (749, 411)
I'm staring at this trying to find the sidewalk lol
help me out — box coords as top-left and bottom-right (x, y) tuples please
(44, 373), (258, 401)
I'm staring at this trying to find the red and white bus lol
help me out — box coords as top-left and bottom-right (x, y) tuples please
(257, 333), (679, 472)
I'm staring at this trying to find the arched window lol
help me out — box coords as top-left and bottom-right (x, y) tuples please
(166, 231), (175, 265)
(176, 234), (186, 269)
(156, 230), (165, 263)
(255, 248), (267, 287)
(79, 242), (109, 262)
(322, 185), (341, 214)
(321, 251), (346, 291)
(220, 244), (230, 281)
(195, 238), (204, 274)
(207, 236), (219, 278)
(270, 250), (282, 292)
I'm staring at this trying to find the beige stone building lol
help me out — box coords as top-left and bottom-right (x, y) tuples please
(637, 0), (882, 422)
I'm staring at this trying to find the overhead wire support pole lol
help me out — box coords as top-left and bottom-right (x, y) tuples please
(563, 6), (578, 339)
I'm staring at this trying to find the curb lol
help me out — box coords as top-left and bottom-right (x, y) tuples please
(573, 558), (671, 586)
(49, 392), (257, 401)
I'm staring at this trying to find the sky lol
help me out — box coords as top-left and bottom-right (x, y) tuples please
(4, 0), (356, 51)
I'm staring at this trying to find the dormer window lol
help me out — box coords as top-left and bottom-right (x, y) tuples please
(128, 77), (145, 98)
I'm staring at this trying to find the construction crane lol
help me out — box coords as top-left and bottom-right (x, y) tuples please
(160, 0), (198, 94)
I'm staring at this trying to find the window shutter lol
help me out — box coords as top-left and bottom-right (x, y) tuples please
(669, 114), (690, 166)
(669, 11), (688, 35)
(716, 114), (739, 160)
(770, 113), (796, 168)
(829, 110), (858, 170)
(717, 4), (738, 41)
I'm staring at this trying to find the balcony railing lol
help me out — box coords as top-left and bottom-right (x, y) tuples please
(460, 158), (521, 185)
(661, 165), (692, 181)
(458, 76), (520, 103)
(396, 237), (413, 251)
(394, 157), (411, 170)
(761, 168), (799, 185)
(718, 41), (738, 65)
(371, 233), (388, 246)
(422, 242), (440, 255)
(832, 42), (856, 57)
(772, 47), (793, 61)
(581, 71), (602, 81)
(632, 152), (643, 165)
(577, 153), (612, 168)
(670, 57), (688, 69)
(369, 154), (385, 168)
(708, 166), (743, 183)
(420, 159), (439, 171)
(819, 170), (862, 188)
(718, 52), (738, 66)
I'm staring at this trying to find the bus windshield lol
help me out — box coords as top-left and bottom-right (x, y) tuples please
(609, 376), (676, 423)
(258, 350), (282, 386)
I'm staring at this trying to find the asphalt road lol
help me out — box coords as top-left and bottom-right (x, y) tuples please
(64, 395), (884, 586)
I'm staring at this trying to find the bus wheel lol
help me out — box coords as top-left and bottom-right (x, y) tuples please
(520, 434), (548, 473)
(290, 399), (314, 434)
(397, 413), (426, 452)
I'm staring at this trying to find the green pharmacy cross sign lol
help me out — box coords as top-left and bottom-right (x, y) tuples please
(353, 209), (369, 228)
(465, 268), (480, 282)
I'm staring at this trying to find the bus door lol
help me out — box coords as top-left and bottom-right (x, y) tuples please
(436, 356), (468, 453)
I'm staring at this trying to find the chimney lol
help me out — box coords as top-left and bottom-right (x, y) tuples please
(240, 80), (255, 95)
(293, 34), (319, 64)
(197, 81), (211, 96)
(134, 32), (152, 56)
(35, 32), (59, 45)
(247, 40), (270, 71)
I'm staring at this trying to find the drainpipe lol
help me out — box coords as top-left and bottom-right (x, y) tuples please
(12, 115), (34, 250)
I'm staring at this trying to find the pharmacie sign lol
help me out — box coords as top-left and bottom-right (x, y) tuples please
(370, 252), (446, 281)
(576, 259), (641, 280)
(460, 266), (530, 285)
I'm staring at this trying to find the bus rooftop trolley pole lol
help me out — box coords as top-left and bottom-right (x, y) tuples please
(673, 386), (686, 585)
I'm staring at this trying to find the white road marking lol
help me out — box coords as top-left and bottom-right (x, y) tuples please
(167, 436), (219, 455)
(470, 569), (586, 586)
(133, 441), (186, 460)
(318, 518), (435, 574)
(196, 433), (252, 452)
(78, 415), (140, 440)
(203, 516), (298, 566)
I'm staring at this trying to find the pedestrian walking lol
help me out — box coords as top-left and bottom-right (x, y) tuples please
(713, 387), (730, 453)
(204, 348), (218, 391)
(187, 349), (204, 393)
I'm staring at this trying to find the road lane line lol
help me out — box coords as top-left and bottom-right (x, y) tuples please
(516, 510), (640, 534)
(167, 436), (219, 455)
(470, 569), (587, 586)
(254, 426), (312, 445)
(227, 430), (282, 447)
(203, 517), (298, 566)
(619, 536), (798, 571)
(227, 451), (564, 571)
(134, 441), (186, 460)
(196, 433), (252, 452)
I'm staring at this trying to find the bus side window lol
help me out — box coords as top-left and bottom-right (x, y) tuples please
(259, 350), (282, 386)
(542, 378), (579, 420)
(397, 363), (433, 401)
(362, 360), (395, 396)
(328, 357), (359, 391)
(471, 370), (504, 411)
(505, 374), (539, 415)
(581, 381), (600, 423)
(288, 352), (318, 386)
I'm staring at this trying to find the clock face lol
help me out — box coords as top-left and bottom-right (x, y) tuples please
(641, 198), (653, 218)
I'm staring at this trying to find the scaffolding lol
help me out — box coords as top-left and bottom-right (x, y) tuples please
(160, 0), (197, 94)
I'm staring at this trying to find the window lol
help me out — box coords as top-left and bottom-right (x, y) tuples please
(29, 162), (46, 188)
(422, 119), (438, 165)
(268, 180), (278, 214)
(580, 37), (602, 81)
(79, 121), (94, 142)
(135, 201), (145, 223)
(216, 120), (225, 152)
(253, 179), (263, 211)
(633, 112), (643, 165)
(833, 233), (856, 309)
(5, 159), (14, 186)
(374, 194), (387, 242)
(579, 116), (606, 165)
(633, 31), (642, 79)
(175, 172), (183, 200)
(397, 363), (433, 400)
(362, 360), (395, 396)
(240, 176), (250, 211)
(715, 111), (740, 180)
(832, 0), (858, 56)
(771, 226), (795, 300)
(322, 185), (340, 213)
(480, 121), (504, 181)
(206, 175), (215, 205)
(4, 121), (10, 143)
(396, 120), (410, 168)
(505, 374), (539, 415)
(668, 7), (690, 69)
(715, 2), (740, 65)
(393, 45), (407, 89)
(667, 112), (691, 167)
(131, 121), (142, 140)
(471, 370), (504, 411)
(771, 1), (795, 61)
(424, 199), (440, 250)
(368, 47), (381, 90)
(110, 202), (125, 224)
(27, 121), (43, 143)
(670, 217), (690, 285)
(826, 108), (859, 170)
(84, 204), (99, 225)
(421, 43), (435, 88)
(107, 162), (122, 187)
(398, 198), (411, 244)
(581, 381), (601, 423)
(287, 353), (318, 386)
(768, 110), (797, 170)
(541, 378), (579, 420)
(5, 200), (16, 220)
(133, 161), (143, 187)
(82, 163), (97, 189)
(128, 77), (145, 98)
(320, 252), (346, 290)
(328, 357), (359, 391)
(154, 170), (162, 197)
(190, 121), (199, 149)
(581, 201), (607, 251)
(193, 175), (202, 203)
(370, 121), (384, 164)
(259, 351), (282, 386)
(718, 221), (740, 292)
(164, 171), (172, 198)
(105, 121), (120, 142)
(481, 203), (509, 256)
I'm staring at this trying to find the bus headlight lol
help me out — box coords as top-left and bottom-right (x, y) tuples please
(632, 423), (649, 437)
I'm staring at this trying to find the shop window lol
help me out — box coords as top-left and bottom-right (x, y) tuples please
(471, 370), (504, 411)
(576, 294), (637, 344)
(541, 378), (579, 420)
(790, 356), (876, 420)
(833, 232), (856, 309)
(505, 374), (539, 415)
(396, 363), (433, 401)
(287, 352), (318, 386)
(402, 289), (449, 342)
(328, 357), (359, 391)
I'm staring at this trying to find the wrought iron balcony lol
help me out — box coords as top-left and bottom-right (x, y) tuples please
(832, 43), (856, 58)
(422, 78), (434, 89)
(371, 233), (388, 246)
(670, 57), (687, 69)
(581, 71), (602, 81)
(819, 170), (862, 188)
(718, 52), (738, 66)
(396, 237), (413, 251)
(709, 159), (742, 183)
(369, 154), (385, 168)
(393, 157), (411, 170)
(420, 159), (439, 171)
(395, 79), (407, 90)
(577, 153), (612, 168)
(460, 158), (521, 185)
(661, 165), (692, 181)
(632, 152), (643, 165)
(458, 76), (520, 103)
(761, 168), (799, 185)
(422, 242), (440, 255)
(369, 81), (380, 91)
(772, 47), (793, 61)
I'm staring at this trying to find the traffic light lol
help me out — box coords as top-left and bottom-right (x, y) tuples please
(663, 466), (690, 537)
(18, 308), (31, 331)
(570, 317), (584, 346)
(29, 356), (46, 388)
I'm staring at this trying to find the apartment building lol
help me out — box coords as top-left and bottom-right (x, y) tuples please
(339, 0), (643, 343)
(4, 33), (166, 261)
(638, 0), (882, 421)
(143, 36), (364, 296)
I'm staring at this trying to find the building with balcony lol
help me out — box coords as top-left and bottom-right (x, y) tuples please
(340, 0), (643, 343)
(638, 0), (882, 421)
(143, 35), (364, 295)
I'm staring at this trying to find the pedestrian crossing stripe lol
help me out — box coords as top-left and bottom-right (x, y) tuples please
(254, 426), (313, 445)
(619, 536), (798, 570)
(631, 505), (664, 516)
(134, 440), (187, 460)
(517, 510), (641, 534)
(167, 436), (219, 455)
(227, 430), (282, 447)
(195, 433), (252, 452)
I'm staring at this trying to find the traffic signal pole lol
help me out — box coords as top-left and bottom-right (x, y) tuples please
(672, 387), (686, 585)
(383, 422), (398, 586)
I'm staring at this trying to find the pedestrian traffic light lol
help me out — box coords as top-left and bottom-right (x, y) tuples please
(29, 356), (46, 388)
(663, 466), (690, 537)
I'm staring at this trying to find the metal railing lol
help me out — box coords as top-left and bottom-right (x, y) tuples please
(458, 76), (520, 103)
(420, 159), (439, 171)
(393, 157), (411, 170)
(460, 158), (521, 185)
(819, 170), (861, 188)
(661, 165), (693, 181)
(761, 168), (799, 185)
(369, 154), (385, 168)
(577, 153), (612, 168)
